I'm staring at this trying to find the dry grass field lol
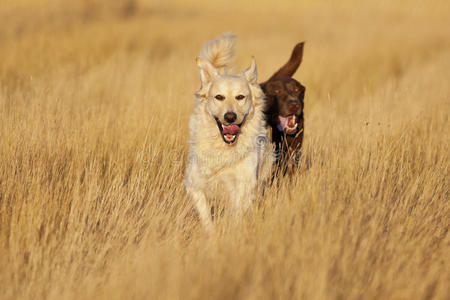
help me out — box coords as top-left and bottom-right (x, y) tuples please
(0, 0), (449, 299)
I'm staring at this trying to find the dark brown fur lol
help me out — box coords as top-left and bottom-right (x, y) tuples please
(260, 42), (305, 175)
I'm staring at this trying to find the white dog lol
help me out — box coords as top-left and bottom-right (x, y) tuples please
(184, 34), (273, 227)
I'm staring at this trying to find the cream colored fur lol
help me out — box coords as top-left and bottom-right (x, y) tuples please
(199, 33), (236, 72)
(184, 34), (273, 227)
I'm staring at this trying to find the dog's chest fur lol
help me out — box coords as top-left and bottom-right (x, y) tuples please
(185, 101), (267, 193)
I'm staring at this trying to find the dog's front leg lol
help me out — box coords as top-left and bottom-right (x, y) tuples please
(186, 187), (212, 228)
(230, 174), (256, 218)
(231, 188), (255, 219)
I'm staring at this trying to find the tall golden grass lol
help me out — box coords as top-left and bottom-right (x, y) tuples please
(0, 0), (449, 299)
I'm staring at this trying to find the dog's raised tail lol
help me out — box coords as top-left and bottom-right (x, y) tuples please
(269, 42), (305, 80)
(200, 33), (236, 71)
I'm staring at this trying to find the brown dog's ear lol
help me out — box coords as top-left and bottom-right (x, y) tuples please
(269, 42), (304, 80)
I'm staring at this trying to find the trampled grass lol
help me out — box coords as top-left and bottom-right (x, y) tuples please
(0, 0), (449, 299)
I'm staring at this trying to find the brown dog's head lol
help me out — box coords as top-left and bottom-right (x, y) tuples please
(261, 42), (305, 135)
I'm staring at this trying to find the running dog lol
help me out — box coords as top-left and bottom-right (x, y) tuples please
(184, 34), (273, 227)
(260, 42), (305, 175)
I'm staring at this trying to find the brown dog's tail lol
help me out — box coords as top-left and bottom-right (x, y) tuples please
(268, 42), (304, 80)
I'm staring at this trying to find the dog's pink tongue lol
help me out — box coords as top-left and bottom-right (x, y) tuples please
(222, 124), (240, 135)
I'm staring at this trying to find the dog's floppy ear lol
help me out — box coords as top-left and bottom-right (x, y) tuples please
(242, 57), (258, 85)
(269, 42), (304, 80)
(196, 57), (218, 87)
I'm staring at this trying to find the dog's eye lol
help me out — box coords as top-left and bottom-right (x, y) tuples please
(274, 89), (280, 94)
(215, 95), (225, 101)
(235, 95), (245, 100)
(294, 87), (299, 92)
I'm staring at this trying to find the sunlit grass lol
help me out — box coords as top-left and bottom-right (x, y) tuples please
(0, 1), (449, 299)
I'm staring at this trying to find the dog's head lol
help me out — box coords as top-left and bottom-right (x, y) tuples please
(261, 42), (305, 135)
(195, 57), (262, 145)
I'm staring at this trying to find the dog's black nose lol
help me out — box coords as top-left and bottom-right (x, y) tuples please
(224, 112), (237, 123)
(288, 100), (300, 112)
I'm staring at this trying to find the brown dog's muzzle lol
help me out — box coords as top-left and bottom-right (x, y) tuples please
(287, 100), (300, 113)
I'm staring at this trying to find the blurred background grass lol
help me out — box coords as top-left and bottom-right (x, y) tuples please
(0, 1), (449, 299)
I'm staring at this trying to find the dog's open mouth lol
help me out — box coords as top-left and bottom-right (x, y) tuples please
(277, 115), (298, 135)
(215, 117), (246, 144)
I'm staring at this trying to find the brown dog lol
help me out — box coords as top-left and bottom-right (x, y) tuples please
(260, 42), (305, 175)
